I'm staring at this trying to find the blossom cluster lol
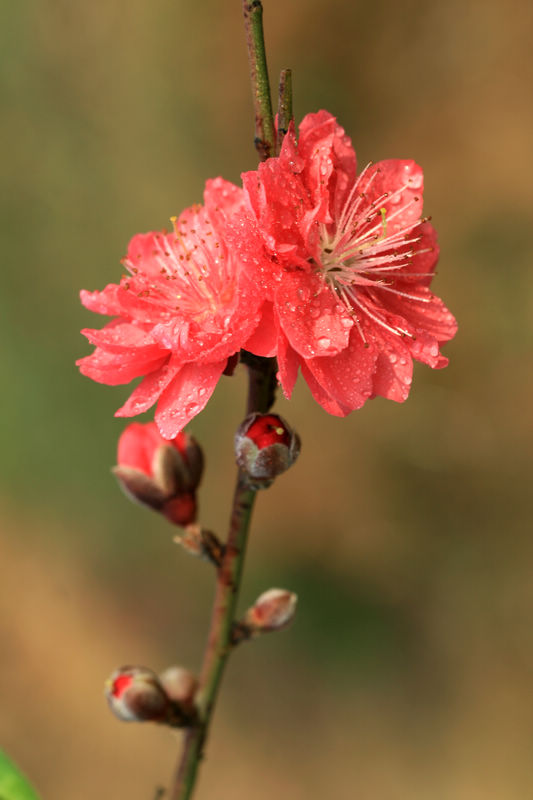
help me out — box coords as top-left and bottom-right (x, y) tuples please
(78, 111), (457, 438)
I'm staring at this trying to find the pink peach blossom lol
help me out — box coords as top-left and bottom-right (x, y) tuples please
(237, 110), (457, 415)
(77, 179), (263, 437)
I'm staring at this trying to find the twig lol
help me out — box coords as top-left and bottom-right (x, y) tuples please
(276, 68), (292, 154)
(168, 358), (276, 800)
(242, 1), (275, 160)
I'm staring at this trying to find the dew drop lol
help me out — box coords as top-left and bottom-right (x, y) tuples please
(317, 336), (331, 349)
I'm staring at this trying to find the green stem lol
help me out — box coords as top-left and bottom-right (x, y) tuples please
(242, 1), (275, 160)
(169, 358), (276, 800)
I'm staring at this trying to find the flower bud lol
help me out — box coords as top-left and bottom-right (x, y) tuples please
(234, 414), (300, 489)
(105, 666), (170, 723)
(159, 666), (198, 711)
(244, 588), (298, 634)
(113, 422), (204, 525)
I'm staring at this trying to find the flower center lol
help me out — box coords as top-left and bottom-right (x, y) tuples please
(123, 209), (235, 323)
(317, 164), (434, 341)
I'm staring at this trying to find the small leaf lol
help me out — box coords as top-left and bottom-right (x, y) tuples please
(0, 751), (40, 800)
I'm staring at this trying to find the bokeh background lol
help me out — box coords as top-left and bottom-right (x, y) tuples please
(1, 0), (532, 797)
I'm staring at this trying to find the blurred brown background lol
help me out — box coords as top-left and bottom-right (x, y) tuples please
(1, 0), (532, 798)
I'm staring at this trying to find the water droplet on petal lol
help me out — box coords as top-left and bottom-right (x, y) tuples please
(317, 336), (331, 349)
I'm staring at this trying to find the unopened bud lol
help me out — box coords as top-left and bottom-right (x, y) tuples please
(159, 666), (198, 711)
(235, 414), (300, 489)
(244, 588), (298, 634)
(105, 666), (169, 723)
(113, 422), (204, 526)
(173, 524), (224, 567)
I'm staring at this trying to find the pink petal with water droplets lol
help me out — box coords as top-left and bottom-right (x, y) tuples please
(408, 331), (449, 369)
(384, 286), (457, 346)
(297, 111), (356, 226)
(276, 333), (300, 399)
(80, 286), (123, 316)
(370, 335), (413, 403)
(116, 285), (174, 325)
(242, 156), (311, 271)
(116, 355), (182, 417)
(243, 302), (278, 357)
(155, 359), (226, 439)
(303, 332), (377, 411)
(360, 160), (424, 235)
(125, 232), (172, 279)
(81, 321), (159, 354)
(77, 348), (168, 386)
(400, 222), (439, 283)
(204, 177), (246, 224)
(299, 361), (352, 417)
(276, 273), (352, 359)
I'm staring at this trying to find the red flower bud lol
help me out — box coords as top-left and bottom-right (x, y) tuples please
(113, 422), (204, 525)
(105, 666), (170, 723)
(244, 588), (298, 633)
(234, 414), (300, 489)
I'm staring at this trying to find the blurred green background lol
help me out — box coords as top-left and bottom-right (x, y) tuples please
(1, 0), (532, 798)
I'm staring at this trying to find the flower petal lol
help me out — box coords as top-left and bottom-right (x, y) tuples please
(242, 156), (312, 270)
(80, 286), (122, 316)
(115, 355), (182, 417)
(303, 331), (377, 411)
(155, 359), (227, 438)
(370, 334), (413, 402)
(276, 333), (300, 399)
(204, 177), (246, 224)
(76, 348), (168, 386)
(384, 287), (458, 345)
(359, 160), (425, 236)
(276, 274), (352, 358)
(243, 302), (278, 358)
(125, 232), (174, 279)
(297, 110), (357, 224)
(81, 321), (159, 354)
(299, 361), (352, 417)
